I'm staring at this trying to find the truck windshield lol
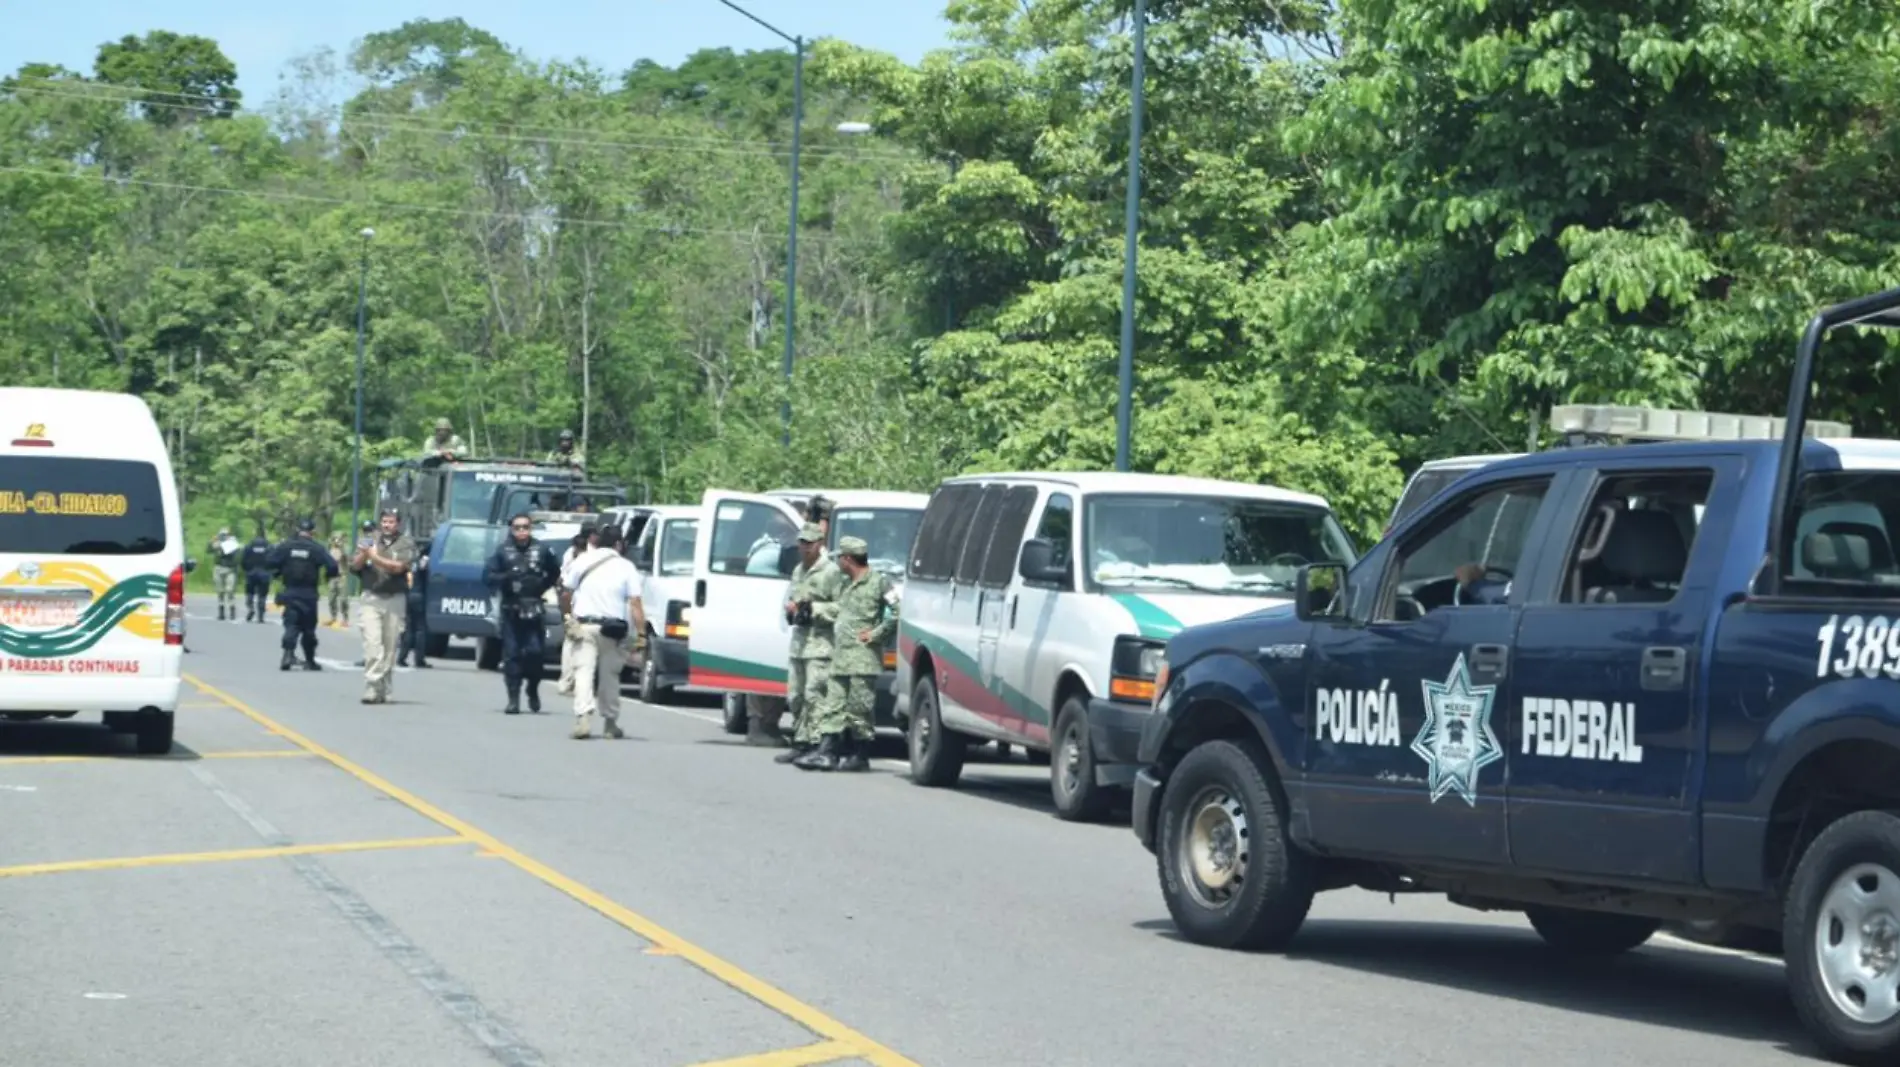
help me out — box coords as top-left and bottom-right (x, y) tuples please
(495, 485), (621, 518)
(0, 457), (168, 555)
(658, 520), (698, 576)
(439, 525), (501, 568)
(1084, 494), (1357, 595)
(829, 508), (923, 581)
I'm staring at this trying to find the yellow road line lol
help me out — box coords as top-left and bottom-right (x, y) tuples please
(685, 1041), (859, 1067)
(184, 674), (921, 1067)
(203, 750), (314, 760)
(0, 835), (466, 879)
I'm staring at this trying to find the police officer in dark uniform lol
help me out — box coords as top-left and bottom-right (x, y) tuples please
(483, 511), (559, 714)
(241, 527), (273, 622)
(269, 518), (340, 671)
(398, 540), (433, 669)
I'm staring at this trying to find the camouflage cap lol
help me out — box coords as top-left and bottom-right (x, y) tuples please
(836, 535), (869, 557)
(559, 428), (575, 440)
(797, 522), (824, 543)
(434, 417), (453, 430)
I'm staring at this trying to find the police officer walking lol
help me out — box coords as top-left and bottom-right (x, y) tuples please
(208, 527), (241, 620)
(268, 518), (339, 671)
(484, 512), (559, 714)
(241, 527), (273, 622)
(398, 542), (433, 669)
(774, 522), (843, 762)
(351, 510), (417, 705)
(797, 536), (899, 773)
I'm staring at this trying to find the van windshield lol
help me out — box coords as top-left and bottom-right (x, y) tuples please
(0, 457), (168, 555)
(830, 508), (923, 581)
(1084, 494), (1356, 595)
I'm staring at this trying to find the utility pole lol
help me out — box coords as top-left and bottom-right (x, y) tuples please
(349, 227), (375, 594)
(1115, 0), (1148, 472)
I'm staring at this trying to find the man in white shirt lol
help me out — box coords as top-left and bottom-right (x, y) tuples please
(556, 527), (596, 696)
(559, 523), (639, 740)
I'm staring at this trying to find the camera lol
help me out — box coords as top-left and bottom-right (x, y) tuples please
(793, 600), (814, 627)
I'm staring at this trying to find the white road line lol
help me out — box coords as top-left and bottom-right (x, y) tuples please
(1652, 933), (1781, 964)
(641, 704), (724, 726)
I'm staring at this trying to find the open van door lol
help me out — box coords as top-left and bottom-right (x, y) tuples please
(688, 490), (803, 695)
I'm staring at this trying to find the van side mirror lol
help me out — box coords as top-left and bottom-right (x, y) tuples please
(184, 558), (198, 574)
(1295, 563), (1347, 621)
(1018, 539), (1069, 585)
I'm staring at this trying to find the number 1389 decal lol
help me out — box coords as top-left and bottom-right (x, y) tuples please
(1815, 614), (1900, 679)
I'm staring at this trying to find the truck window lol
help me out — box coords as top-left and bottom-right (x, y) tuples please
(1381, 479), (1550, 619)
(1391, 467), (1469, 526)
(830, 508), (924, 582)
(1559, 471), (1713, 604)
(658, 520), (698, 576)
(0, 457), (167, 555)
(439, 525), (500, 568)
(709, 500), (797, 578)
(1784, 471), (1900, 596)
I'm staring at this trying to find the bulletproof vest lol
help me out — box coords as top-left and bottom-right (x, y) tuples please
(500, 540), (549, 603)
(280, 540), (319, 587)
(243, 540), (270, 572)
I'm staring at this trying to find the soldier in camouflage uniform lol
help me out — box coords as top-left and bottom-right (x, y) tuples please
(796, 535), (899, 773)
(771, 522), (845, 761)
(545, 428), (585, 470)
(326, 532), (350, 624)
(423, 417), (467, 460)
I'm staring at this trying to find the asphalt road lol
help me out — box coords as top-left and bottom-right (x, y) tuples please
(0, 597), (1825, 1066)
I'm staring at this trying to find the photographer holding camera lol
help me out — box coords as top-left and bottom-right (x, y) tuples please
(770, 520), (844, 760)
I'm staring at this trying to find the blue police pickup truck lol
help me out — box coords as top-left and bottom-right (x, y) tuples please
(1132, 287), (1900, 1064)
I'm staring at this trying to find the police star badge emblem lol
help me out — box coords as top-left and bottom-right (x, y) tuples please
(1410, 653), (1502, 806)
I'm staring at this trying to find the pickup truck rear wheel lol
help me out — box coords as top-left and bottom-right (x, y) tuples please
(1156, 740), (1313, 951)
(1785, 809), (1900, 1064)
(1524, 907), (1659, 955)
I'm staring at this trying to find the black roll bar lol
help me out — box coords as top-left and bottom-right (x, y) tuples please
(1762, 285), (1900, 596)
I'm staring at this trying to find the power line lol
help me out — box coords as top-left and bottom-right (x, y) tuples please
(0, 164), (841, 240)
(7, 78), (916, 162)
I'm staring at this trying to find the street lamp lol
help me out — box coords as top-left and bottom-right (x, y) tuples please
(349, 226), (374, 595)
(718, 0), (803, 449)
(1116, 0), (1147, 472)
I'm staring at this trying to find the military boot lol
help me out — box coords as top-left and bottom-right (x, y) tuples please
(302, 657), (321, 671)
(793, 734), (842, 772)
(504, 688), (521, 715)
(836, 735), (870, 773)
(526, 686), (541, 713)
(774, 742), (812, 765)
(279, 649), (295, 671)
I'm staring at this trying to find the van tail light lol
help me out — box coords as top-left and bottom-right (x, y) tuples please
(165, 564), (186, 645)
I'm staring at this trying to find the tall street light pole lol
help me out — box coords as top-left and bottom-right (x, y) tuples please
(349, 226), (374, 594)
(718, 0), (803, 449)
(1116, 0), (1147, 473)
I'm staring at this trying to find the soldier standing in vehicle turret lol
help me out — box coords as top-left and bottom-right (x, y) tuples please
(423, 418), (466, 460)
(546, 429), (584, 470)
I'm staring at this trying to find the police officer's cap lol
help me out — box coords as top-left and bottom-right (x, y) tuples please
(297, 517), (316, 532)
(836, 535), (869, 557)
(796, 522), (824, 543)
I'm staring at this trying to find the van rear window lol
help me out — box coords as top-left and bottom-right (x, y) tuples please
(0, 457), (168, 555)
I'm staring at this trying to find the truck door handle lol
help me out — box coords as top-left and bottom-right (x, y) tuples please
(1641, 646), (1687, 691)
(1469, 643), (1509, 680)
(694, 579), (706, 608)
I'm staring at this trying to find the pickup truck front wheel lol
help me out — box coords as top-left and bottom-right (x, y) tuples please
(1156, 740), (1313, 951)
(1785, 809), (1900, 1064)
(1524, 907), (1659, 955)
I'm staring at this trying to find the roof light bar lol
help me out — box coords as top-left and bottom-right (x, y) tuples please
(1548, 404), (1852, 443)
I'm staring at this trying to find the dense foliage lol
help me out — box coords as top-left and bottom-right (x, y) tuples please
(4, 2), (1897, 553)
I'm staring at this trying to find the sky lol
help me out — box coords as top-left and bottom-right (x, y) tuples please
(0, 0), (952, 102)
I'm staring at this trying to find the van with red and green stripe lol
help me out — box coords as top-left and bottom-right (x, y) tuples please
(897, 472), (1357, 821)
(0, 388), (186, 754)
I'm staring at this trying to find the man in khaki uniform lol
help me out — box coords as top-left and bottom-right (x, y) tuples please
(796, 536), (899, 773)
(351, 509), (417, 704)
(772, 522), (844, 762)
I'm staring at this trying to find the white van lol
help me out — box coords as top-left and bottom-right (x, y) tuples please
(897, 472), (1358, 820)
(625, 504), (699, 703)
(0, 388), (186, 754)
(688, 489), (928, 733)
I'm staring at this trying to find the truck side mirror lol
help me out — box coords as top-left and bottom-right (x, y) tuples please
(1295, 563), (1347, 621)
(184, 557), (198, 574)
(1018, 538), (1070, 586)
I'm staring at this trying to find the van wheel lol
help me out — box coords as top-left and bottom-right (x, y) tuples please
(476, 637), (502, 671)
(1156, 739), (1313, 950)
(1051, 697), (1114, 822)
(639, 640), (665, 704)
(134, 713), (174, 756)
(721, 693), (747, 735)
(1525, 907), (1659, 955)
(1785, 810), (1900, 1064)
(907, 676), (966, 787)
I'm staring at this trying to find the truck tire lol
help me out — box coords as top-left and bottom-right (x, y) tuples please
(1156, 739), (1313, 951)
(1525, 907), (1659, 955)
(906, 675), (966, 788)
(1051, 697), (1114, 822)
(134, 712), (174, 756)
(1785, 809), (1900, 1064)
(721, 693), (747, 735)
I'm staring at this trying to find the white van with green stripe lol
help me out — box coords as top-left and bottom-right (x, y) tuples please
(897, 472), (1357, 820)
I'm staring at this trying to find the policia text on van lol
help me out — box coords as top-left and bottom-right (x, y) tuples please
(1133, 286), (1900, 1067)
